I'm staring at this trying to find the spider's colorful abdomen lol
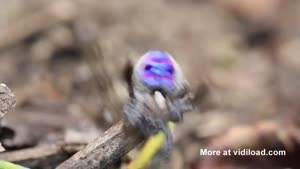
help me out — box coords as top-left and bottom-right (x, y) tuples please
(140, 51), (176, 89)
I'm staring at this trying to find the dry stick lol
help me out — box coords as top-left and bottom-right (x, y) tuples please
(0, 0), (77, 50)
(0, 83), (16, 119)
(0, 143), (85, 162)
(0, 83), (16, 152)
(73, 19), (125, 121)
(56, 120), (144, 169)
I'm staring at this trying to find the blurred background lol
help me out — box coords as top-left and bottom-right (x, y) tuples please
(0, 0), (300, 168)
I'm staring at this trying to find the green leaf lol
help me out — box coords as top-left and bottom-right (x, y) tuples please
(0, 161), (29, 169)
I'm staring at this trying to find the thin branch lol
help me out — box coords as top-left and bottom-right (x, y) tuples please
(0, 83), (16, 119)
(56, 120), (144, 169)
(0, 142), (85, 163)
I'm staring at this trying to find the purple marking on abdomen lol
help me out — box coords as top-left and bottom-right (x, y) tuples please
(140, 51), (176, 89)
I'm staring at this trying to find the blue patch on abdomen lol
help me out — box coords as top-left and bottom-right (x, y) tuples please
(143, 75), (175, 89)
(140, 51), (176, 89)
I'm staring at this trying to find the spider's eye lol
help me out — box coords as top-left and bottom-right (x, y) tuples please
(145, 64), (153, 71)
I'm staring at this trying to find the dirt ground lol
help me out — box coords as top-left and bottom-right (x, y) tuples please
(0, 0), (300, 169)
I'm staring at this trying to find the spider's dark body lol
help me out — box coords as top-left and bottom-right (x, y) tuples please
(124, 51), (193, 159)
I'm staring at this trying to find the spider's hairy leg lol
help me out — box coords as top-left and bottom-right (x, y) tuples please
(124, 97), (145, 134)
(169, 97), (194, 122)
(167, 85), (194, 122)
(124, 94), (174, 160)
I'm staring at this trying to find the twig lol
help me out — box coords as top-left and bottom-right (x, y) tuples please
(0, 83), (16, 119)
(0, 83), (16, 152)
(56, 120), (144, 169)
(73, 19), (125, 122)
(0, 142), (85, 162)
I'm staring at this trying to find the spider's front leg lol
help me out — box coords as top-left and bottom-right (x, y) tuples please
(124, 97), (147, 136)
(167, 83), (194, 122)
(124, 90), (173, 159)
